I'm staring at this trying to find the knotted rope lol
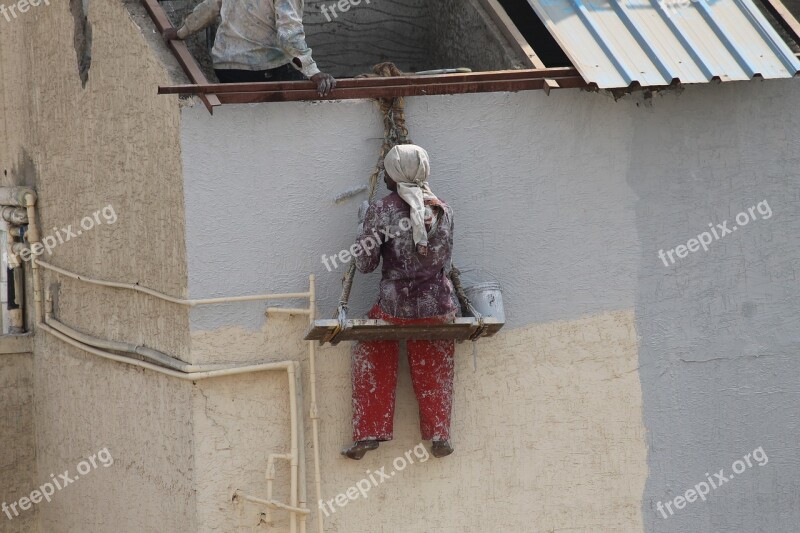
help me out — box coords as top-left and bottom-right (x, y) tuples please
(335, 63), (412, 323)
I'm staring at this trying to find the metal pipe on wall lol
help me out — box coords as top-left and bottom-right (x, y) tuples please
(0, 187), (35, 207)
(35, 259), (311, 307)
(36, 262), (321, 531)
(44, 297), (239, 373)
(38, 321), (308, 532)
(23, 194), (42, 326)
(307, 275), (325, 533)
(1, 206), (27, 225)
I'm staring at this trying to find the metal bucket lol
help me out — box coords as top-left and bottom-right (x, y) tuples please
(464, 282), (505, 323)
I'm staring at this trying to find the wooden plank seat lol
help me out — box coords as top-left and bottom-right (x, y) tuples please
(304, 317), (504, 345)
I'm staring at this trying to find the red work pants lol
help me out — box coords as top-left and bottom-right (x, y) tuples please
(352, 305), (455, 442)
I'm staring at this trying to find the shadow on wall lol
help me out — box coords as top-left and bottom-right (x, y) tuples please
(70, 0), (92, 88)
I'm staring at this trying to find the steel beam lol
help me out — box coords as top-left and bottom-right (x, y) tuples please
(141, 0), (221, 113)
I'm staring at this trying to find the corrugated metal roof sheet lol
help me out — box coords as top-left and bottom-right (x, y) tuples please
(528, 0), (800, 88)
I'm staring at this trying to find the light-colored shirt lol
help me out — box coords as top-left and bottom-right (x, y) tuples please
(177, 0), (320, 77)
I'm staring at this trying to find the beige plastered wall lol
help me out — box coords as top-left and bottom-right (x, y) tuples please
(0, 340), (35, 533)
(0, 13), (38, 533)
(1, 0), (199, 531)
(191, 310), (647, 533)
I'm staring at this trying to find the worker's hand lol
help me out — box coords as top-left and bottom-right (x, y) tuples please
(163, 28), (179, 41)
(311, 72), (336, 97)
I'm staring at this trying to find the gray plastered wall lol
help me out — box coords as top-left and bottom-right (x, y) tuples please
(181, 80), (800, 532)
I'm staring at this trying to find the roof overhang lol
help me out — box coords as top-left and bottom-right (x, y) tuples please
(527, 0), (800, 88)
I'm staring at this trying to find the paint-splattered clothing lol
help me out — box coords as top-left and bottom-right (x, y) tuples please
(352, 192), (457, 442)
(354, 192), (458, 319)
(352, 305), (455, 442)
(176, 0), (320, 77)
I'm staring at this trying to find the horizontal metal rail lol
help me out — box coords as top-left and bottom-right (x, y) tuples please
(213, 77), (588, 103)
(159, 75), (589, 104)
(158, 67), (581, 94)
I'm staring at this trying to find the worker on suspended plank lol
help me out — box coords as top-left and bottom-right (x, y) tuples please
(343, 145), (458, 460)
(163, 0), (336, 96)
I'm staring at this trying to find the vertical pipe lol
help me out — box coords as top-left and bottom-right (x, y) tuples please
(307, 275), (325, 533)
(265, 457), (276, 525)
(288, 362), (299, 533)
(296, 362), (308, 533)
(24, 194), (42, 326)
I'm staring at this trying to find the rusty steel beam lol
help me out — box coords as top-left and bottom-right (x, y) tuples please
(209, 76), (589, 104)
(158, 67), (583, 95)
(141, 0), (221, 113)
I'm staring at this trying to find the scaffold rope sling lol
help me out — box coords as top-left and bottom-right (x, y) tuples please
(322, 63), (483, 346)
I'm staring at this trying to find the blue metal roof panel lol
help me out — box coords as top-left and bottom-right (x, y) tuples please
(528, 0), (800, 88)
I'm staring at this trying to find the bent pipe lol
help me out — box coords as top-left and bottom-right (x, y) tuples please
(46, 315), (232, 373)
(39, 321), (297, 380)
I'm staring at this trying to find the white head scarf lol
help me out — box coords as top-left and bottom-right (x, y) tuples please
(384, 145), (439, 248)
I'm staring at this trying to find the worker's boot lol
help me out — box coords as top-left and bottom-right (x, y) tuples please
(341, 440), (380, 460)
(431, 440), (454, 458)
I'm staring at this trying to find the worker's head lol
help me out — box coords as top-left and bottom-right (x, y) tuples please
(383, 172), (397, 191)
(383, 144), (438, 252)
(384, 144), (430, 187)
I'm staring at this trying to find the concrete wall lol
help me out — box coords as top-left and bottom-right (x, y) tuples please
(1, 0), (198, 531)
(0, 12), (38, 533)
(0, 345), (36, 533)
(180, 78), (800, 532)
(428, 0), (528, 72)
(164, 0), (526, 79)
(179, 86), (645, 533)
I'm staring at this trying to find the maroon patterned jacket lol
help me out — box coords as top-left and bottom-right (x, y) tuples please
(354, 192), (457, 319)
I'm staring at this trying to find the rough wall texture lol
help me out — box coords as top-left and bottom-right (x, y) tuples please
(0, 16), (38, 533)
(303, 0), (434, 76)
(181, 80), (800, 532)
(189, 310), (646, 532)
(427, 0), (528, 72)
(629, 82), (800, 533)
(4, 0), (800, 530)
(163, 0), (525, 79)
(180, 89), (647, 532)
(1, 0), (197, 531)
(0, 353), (36, 532)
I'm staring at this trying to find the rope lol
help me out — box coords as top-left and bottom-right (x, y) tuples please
(364, 62), (412, 203)
(334, 63), (412, 325)
(329, 63), (481, 347)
